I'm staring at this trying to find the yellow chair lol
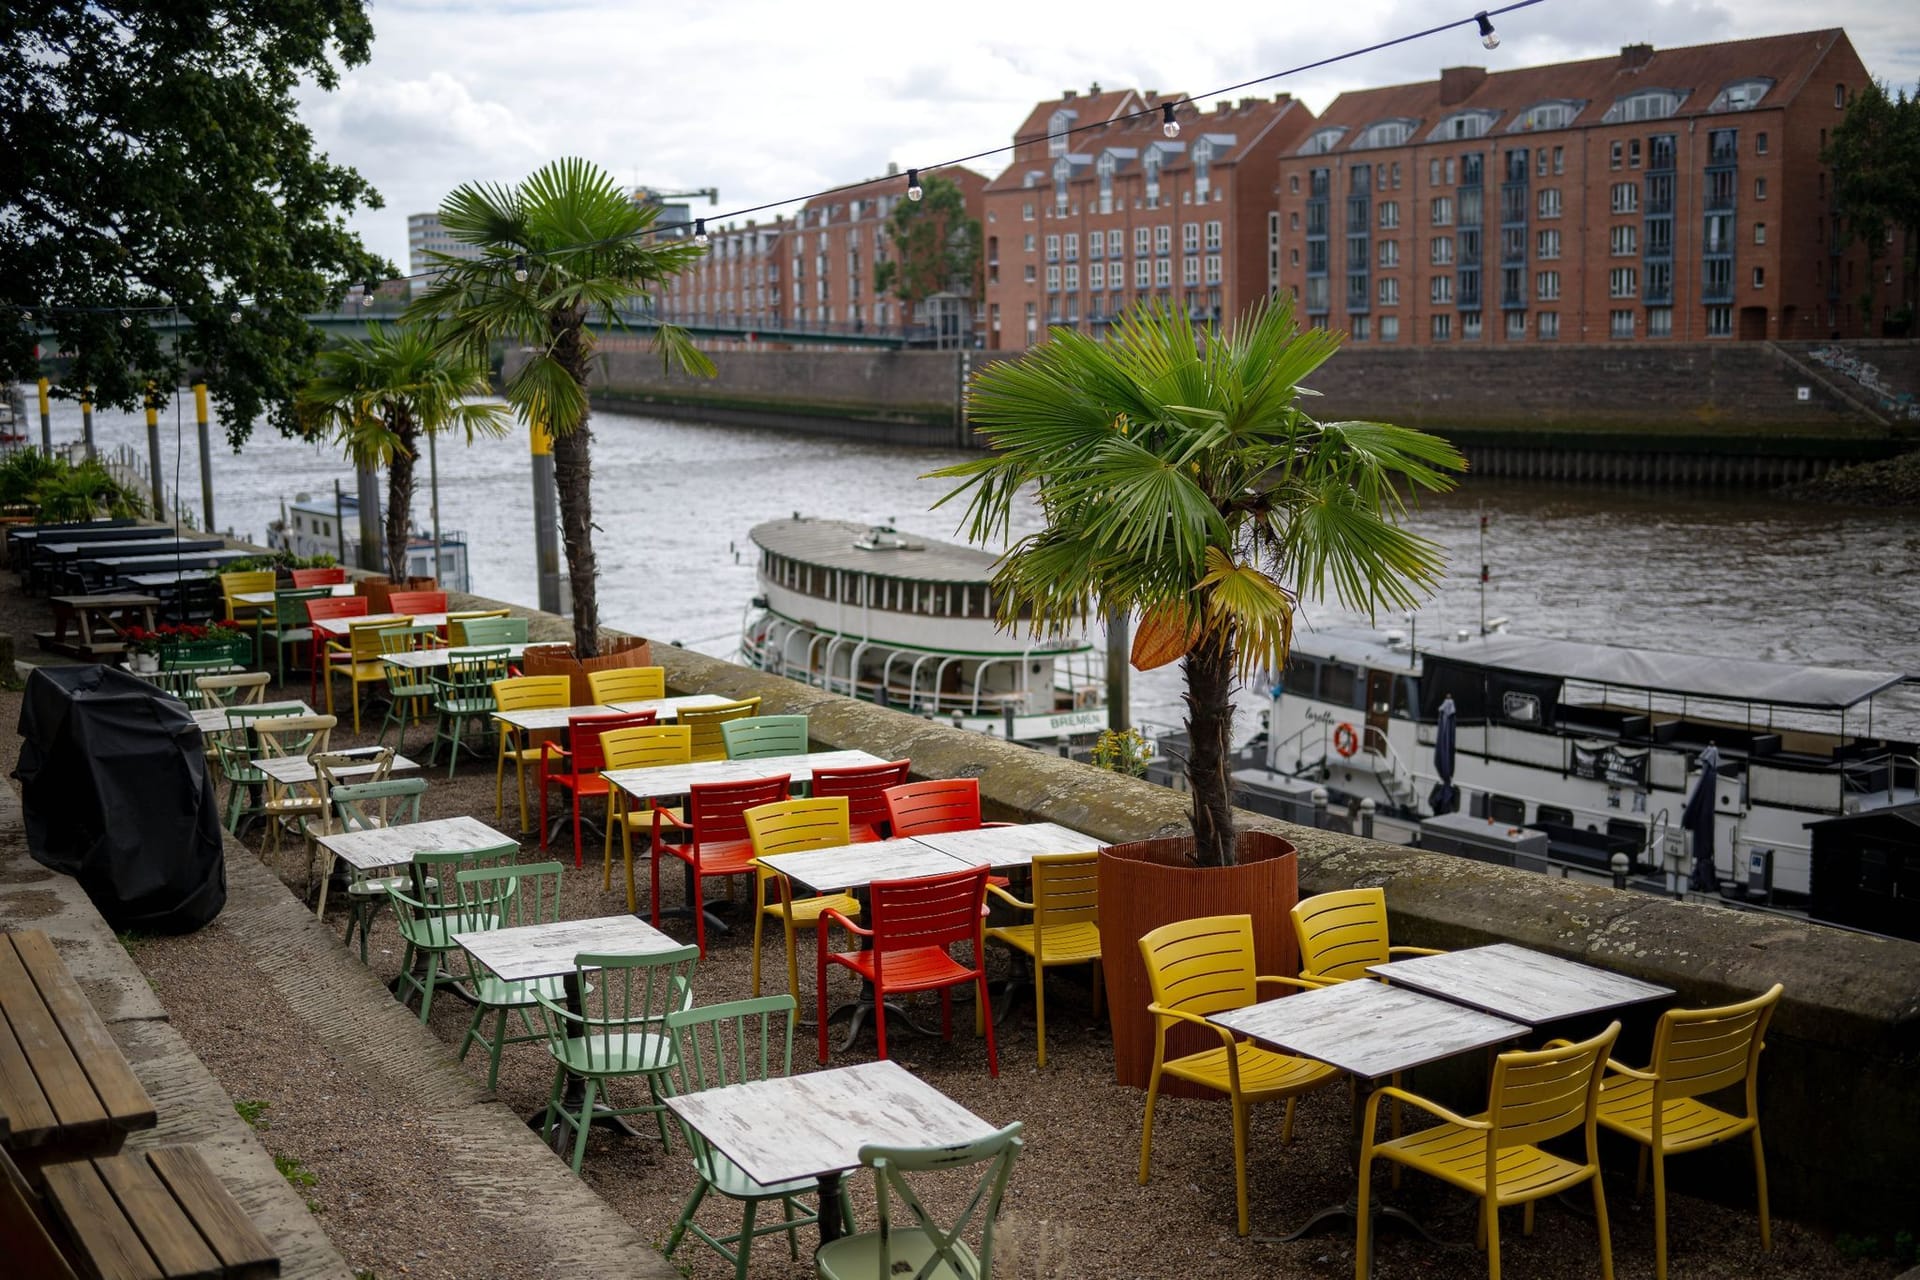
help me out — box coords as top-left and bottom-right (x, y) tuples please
(743, 797), (862, 1001)
(1291, 886), (1444, 984)
(326, 615), (412, 734)
(985, 850), (1102, 1067)
(219, 569), (277, 645)
(679, 697), (762, 762)
(446, 609), (509, 645)
(253, 713), (336, 862)
(1357, 1021), (1620, 1280)
(1137, 914), (1340, 1236)
(587, 666), (667, 704)
(490, 674), (572, 831)
(1593, 983), (1782, 1280)
(600, 724), (693, 911)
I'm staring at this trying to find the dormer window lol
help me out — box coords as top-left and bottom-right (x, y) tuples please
(1430, 109), (1500, 141)
(1508, 100), (1583, 132)
(1048, 108), (1076, 158)
(1144, 148), (1162, 203)
(1353, 118), (1418, 150)
(1298, 126), (1348, 155)
(1709, 78), (1773, 112)
(1602, 89), (1685, 123)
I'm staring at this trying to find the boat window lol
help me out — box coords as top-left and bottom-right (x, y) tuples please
(1319, 662), (1359, 707)
(1282, 653), (1319, 698)
(1392, 675), (1420, 717)
(1487, 794), (1526, 825)
(1605, 818), (1646, 848)
(1535, 803), (1574, 827)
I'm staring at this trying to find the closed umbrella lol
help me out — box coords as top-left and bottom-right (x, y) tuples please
(1429, 695), (1458, 815)
(1682, 745), (1721, 892)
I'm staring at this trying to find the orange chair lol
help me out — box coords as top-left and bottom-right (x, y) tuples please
(816, 865), (997, 1076)
(812, 758), (910, 842)
(652, 774), (792, 956)
(290, 566), (347, 588)
(305, 596), (369, 702)
(388, 589), (448, 617)
(883, 778), (1011, 886)
(538, 711), (656, 867)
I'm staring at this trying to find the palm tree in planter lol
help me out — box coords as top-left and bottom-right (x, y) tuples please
(934, 297), (1464, 1083)
(406, 158), (713, 656)
(297, 324), (509, 583)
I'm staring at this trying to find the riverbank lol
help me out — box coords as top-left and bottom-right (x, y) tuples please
(1781, 447), (1920, 507)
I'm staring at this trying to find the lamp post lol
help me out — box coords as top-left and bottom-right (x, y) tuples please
(193, 383), (215, 533)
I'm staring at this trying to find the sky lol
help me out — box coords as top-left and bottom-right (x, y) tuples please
(300, 0), (1920, 276)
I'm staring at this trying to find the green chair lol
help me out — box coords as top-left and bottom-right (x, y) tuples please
(388, 841), (519, 1023)
(534, 944), (698, 1173)
(429, 647), (511, 778)
(813, 1123), (1026, 1280)
(454, 860), (567, 1090)
(157, 639), (244, 698)
(720, 714), (810, 761)
(328, 778), (428, 962)
(377, 624), (442, 750)
(212, 703), (310, 833)
(261, 587), (329, 681)
(665, 995), (844, 1279)
(460, 616), (528, 649)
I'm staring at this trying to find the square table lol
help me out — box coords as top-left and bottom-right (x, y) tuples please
(905, 822), (1104, 872)
(313, 612), (423, 640)
(232, 585), (357, 607)
(188, 700), (312, 735)
(663, 1058), (999, 1244)
(253, 749), (421, 787)
(380, 643), (529, 670)
(312, 815), (514, 917)
(759, 838), (976, 894)
(1366, 943), (1674, 1027)
(602, 749), (888, 805)
(607, 693), (739, 721)
(493, 704), (648, 735)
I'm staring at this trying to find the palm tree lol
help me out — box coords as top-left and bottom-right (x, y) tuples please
(933, 298), (1466, 868)
(406, 158), (713, 655)
(297, 323), (509, 582)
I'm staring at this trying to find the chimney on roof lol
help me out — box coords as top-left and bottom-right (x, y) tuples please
(1089, 82), (1101, 94)
(886, 161), (899, 177)
(1439, 66), (1488, 106)
(1619, 43), (1654, 72)
(1238, 97), (1255, 109)
(1145, 89), (1160, 100)
(1215, 100), (1230, 113)
(1062, 88), (1078, 100)
(1274, 92), (1292, 104)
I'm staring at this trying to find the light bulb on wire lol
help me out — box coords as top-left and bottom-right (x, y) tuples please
(1475, 11), (1499, 49)
(229, 311), (242, 324)
(906, 169), (923, 202)
(693, 219), (710, 246)
(512, 254), (529, 282)
(1162, 103), (1180, 139)
(120, 315), (131, 329)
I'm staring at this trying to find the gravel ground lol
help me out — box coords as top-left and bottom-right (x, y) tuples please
(0, 583), (1899, 1280)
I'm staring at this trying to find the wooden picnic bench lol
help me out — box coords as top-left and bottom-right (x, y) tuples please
(39, 594), (162, 659)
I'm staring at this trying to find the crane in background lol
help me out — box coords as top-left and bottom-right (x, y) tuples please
(633, 187), (718, 238)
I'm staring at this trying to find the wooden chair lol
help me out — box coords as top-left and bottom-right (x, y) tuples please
(743, 797), (861, 1000)
(539, 711), (657, 867)
(194, 670), (270, 709)
(816, 865), (998, 1076)
(491, 673), (572, 831)
(652, 773), (792, 956)
(588, 665), (666, 703)
(601, 724), (693, 912)
(252, 713), (335, 862)
(679, 697), (763, 762)
(985, 850), (1103, 1067)
(810, 758), (910, 842)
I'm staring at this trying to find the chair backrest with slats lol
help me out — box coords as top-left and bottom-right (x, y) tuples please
(312, 748), (395, 800)
(666, 995), (797, 1182)
(346, 615), (409, 662)
(459, 616), (528, 648)
(380, 623), (439, 659)
(254, 714), (335, 761)
(554, 947), (699, 1073)
(196, 671), (270, 708)
(388, 590), (447, 616)
(1291, 887), (1392, 983)
(290, 566), (347, 588)
(332, 778), (426, 831)
(219, 570), (276, 620)
(811, 758), (911, 832)
(679, 698), (763, 762)
(1030, 851), (1101, 931)
(1649, 983), (1781, 1108)
(858, 1122), (1025, 1280)
(493, 674), (572, 714)
(226, 704), (307, 734)
(306, 596), (370, 626)
(456, 860), (563, 930)
(273, 586), (331, 627)
(883, 778), (982, 838)
(1137, 914), (1259, 1018)
(869, 865), (989, 961)
(601, 725), (693, 771)
(439, 649), (510, 703)
(721, 714), (810, 761)
(745, 797), (851, 858)
(687, 774), (792, 845)
(1487, 1021), (1618, 1154)
(587, 666), (666, 703)
(564, 712), (657, 774)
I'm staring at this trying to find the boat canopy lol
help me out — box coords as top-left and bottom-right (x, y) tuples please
(1434, 634), (1909, 712)
(750, 518), (997, 584)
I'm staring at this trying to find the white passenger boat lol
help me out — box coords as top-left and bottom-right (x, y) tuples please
(739, 516), (1108, 742)
(1233, 623), (1918, 913)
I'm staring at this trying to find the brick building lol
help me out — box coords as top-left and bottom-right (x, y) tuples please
(1273, 29), (1876, 346)
(659, 218), (791, 330)
(981, 86), (1315, 350)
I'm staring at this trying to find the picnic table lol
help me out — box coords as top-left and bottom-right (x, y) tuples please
(38, 593), (160, 658)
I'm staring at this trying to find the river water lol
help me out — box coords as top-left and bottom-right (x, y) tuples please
(30, 389), (1920, 739)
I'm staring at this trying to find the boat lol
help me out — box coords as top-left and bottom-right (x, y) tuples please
(267, 491), (472, 592)
(1228, 622), (1919, 917)
(739, 516), (1109, 742)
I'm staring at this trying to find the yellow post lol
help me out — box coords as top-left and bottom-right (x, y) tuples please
(193, 383), (215, 532)
(530, 418), (561, 613)
(145, 381), (166, 519)
(35, 378), (50, 452)
(80, 392), (94, 459)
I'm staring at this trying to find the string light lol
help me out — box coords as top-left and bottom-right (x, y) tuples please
(1475, 11), (1500, 48)
(1161, 103), (1180, 139)
(692, 219), (710, 246)
(120, 315), (131, 328)
(230, 311), (242, 323)
(906, 169), (923, 202)
(512, 254), (529, 282)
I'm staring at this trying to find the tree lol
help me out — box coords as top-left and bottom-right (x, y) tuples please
(295, 324), (509, 582)
(934, 299), (1464, 868)
(407, 158), (713, 656)
(873, 174), (982, 308)
(0, 1), (389, 444)
(1824, 81), (1920, 335)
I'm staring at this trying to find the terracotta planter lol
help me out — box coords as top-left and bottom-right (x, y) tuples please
(522, 635), (655, 706)
(1098, 830), (1300, 1094)
(358, 576), (393, 613)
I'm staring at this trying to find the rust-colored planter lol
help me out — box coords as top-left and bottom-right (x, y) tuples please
(522, 635), (655, 706)
(1098, 830), (1300, 1094)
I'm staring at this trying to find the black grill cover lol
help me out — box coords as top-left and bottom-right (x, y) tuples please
(13, 665), (226, 933)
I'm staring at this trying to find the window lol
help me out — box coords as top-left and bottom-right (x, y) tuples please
(1430, 197), (1454, 226)
(1510, 100), (1582, 132)
(1536, 270), (1560, 301)
(1023, 234), (1035, 253)
(1135, 259), (1151, 288)
(1646, 306), (1672, 337)
(1375, 240), (1397, 268)
(1711, 78), (1773, 112)
(1537, 188), (1562, 219)
(1153, 225), (1171, 256)
(1553, 146), (1564, 174)
(1610, 226), (1639, 256)
(1378, 201), (1400, 229)
(1610, 182), (1640, 214)
(1704, 214), (1733, 254)
(1604, 89), (1685, 123)
(1392, 162), (1402, 188)
(1431, 236), (1454, 266)
(1154, 258), (1171, 287)
(1090, 262), (1105, 290)
(1431, 314), (1452, 341)
(1045, 265), (1060, 293)
(1204, 220), (1222, 250)
(1350, 316), (1370, 340)
(1754, 176), (1767, 201)
(1428, 158), (1440, 185)
(1538, 311), (1559, 340)
(1183, 222), (1200, 253)
(1707, 305), (1732, 336)
(1462, 310), (1482, 341)
(1063, 264), (1078, 291)
(1609, 267), (1638, 298)
(1378, 277), (1400, 305)
(1023, 264), (1036, 282)
(1610, 309), (1635, 338)
(1289, 248), (1299, 267)
(1022, 202), (1034, 221)
(1537, 228), (1561, 259)
(1380, 315), (1400, 342)
(1647, 219), (1672, 255)
(1431, 276), (1453, 304)
(1649, 135), (1676, 170)
(1048, 108), (1075, 157)
(1064, 233), (1078, 261)
(1430, 110), (1500, 141)
(1355, 118), (1417, 149)
(1505, 311), (1526, 340)
(1045, 234), (1059, 262)
(1299, 126), (1348, 155)
(1610, 141), (1623, 170)
(1756, 131), (1769, 155)
(1182, 256), (1200, 286)
(1754, 222), (1767, 246)
(1630, 139), (1642, 168)
(1290, 175), (1301, 193)
(1108, 229), (1124, 257)
(1204, 255), (1222, 285)
(1753, 266), (1766, 289)
(1134, 227), (1151, 257)
(1835, 84), (1846, 109)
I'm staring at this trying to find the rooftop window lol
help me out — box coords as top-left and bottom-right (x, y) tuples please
(1509, 100), (1584, 132)
(1709, 78), (1773, 112)
(1431, 110), (1500, 141)
(1298, 126), (1349, 155)
(1352, 118), (1419, 150)
(1602, 88), (1686, 124)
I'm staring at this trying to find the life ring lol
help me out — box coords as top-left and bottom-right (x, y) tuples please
(1333, 722), (1360, 758)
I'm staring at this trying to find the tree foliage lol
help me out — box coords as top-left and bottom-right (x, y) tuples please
(873, 175), (981, 306)
(1823, 80), (1920, 332)
(0, 1), (389, 444)
(934, 298), (1464, 867)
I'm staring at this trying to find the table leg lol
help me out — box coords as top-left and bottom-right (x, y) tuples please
(315, 853), (335, 918)
(815, 1172), (847, 1244)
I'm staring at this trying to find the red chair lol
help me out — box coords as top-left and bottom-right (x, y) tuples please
(883, 778), (1012, 885)
(816, 865), (998, 1076)
(811, 758), (910, 842)
(290, 566), (347, 588)
(305, 596), (369, 701)
(652, 773), (792, 956)
(539, 711), (656, 867)
(388, 589), (448, 616)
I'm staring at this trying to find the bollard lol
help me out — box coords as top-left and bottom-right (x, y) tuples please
(1359, 797), (1376, 839)
(193, 384), (215, 532)
(1311, 786), (1329, 830)
(1611, 851), (1630, 890)
(1003, 703), (1016, 741)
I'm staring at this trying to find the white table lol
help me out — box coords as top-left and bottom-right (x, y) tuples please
(1366, 942), (1674, 1027)
(664, 1059), (998, 1244)
(311, 815), (515, 917)
(906, 822), (1104, 871)
(314, 612), (448, 640)
(609, 693), (739, 721)
(455, 913), (685, 982)
(381, 643), (529, 670)
(254, 750), (421, 787)
(189, 700), (311, 734)
(232, 585), (357, 607)
(603, 749), (888, 805)
(759, 838), (976, 894)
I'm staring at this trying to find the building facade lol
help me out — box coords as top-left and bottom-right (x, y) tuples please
(1272, 30), (1875, 347)
(405, 212), (484, 281)
(658, 219), (791, 330)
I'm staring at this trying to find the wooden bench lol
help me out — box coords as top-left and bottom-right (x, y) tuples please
(41, 1146), (281, 1280)
(0, 930), (157, 1170)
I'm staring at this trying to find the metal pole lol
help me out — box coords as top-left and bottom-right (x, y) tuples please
(354, 464), (383, 574)
(530, 418), (563, 615)
(193, 383), (215, 533)
(36, 378), (50, 453)
(81, 393), (95, 460)
(1104, 607), (1131, 734)
(144, 383), (165, 520)
(332, 479), (347, 565)
(427, 427), (443, 587)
